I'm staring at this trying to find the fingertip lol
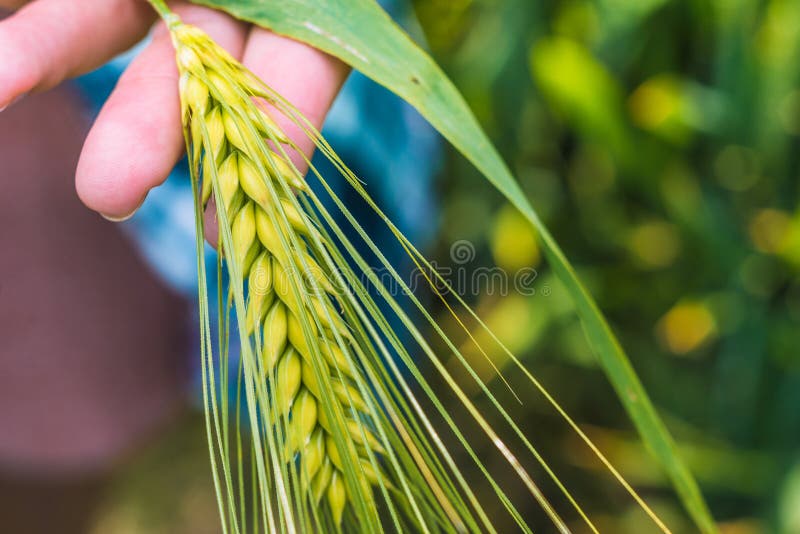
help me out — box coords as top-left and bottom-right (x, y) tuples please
(76, 98), (180, 219)
(0, 25), (42, 108)
(75, 145), (156, 222)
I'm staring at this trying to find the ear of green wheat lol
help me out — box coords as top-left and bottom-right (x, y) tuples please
(151, 2), (674, 532)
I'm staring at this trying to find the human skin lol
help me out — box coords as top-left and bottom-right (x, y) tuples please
(0, 0), (350, 220)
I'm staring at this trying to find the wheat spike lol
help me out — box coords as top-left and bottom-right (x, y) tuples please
(172, 22), (389, 528)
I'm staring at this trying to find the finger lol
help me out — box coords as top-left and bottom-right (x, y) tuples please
(75, 4), (249, 220)
(0, 0), (155, 109)
(240, 28), (350, 173)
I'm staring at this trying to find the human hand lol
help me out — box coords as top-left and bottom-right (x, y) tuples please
(0, 0), (349, 220)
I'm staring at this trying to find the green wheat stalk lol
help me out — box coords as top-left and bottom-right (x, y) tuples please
(145, 1), (675, 532)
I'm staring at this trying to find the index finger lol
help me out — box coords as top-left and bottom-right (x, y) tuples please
(0, 0), (155, 109)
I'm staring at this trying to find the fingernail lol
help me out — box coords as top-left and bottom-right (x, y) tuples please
(0, 92), (28, 112)
(101, 211), (136, 223)
(100, 196), (146, 222)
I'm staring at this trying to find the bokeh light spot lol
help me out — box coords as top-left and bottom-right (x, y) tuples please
(490, 204), (540, 271)
(627, 220), (682, 269)
(657, 301), (717, 355)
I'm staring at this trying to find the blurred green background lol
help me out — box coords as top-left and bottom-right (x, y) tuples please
(87, 1), (800, 532)
(414, 0), (800, 531)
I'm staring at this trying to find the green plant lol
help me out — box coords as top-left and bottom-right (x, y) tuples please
(145, 0), (715, 532)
